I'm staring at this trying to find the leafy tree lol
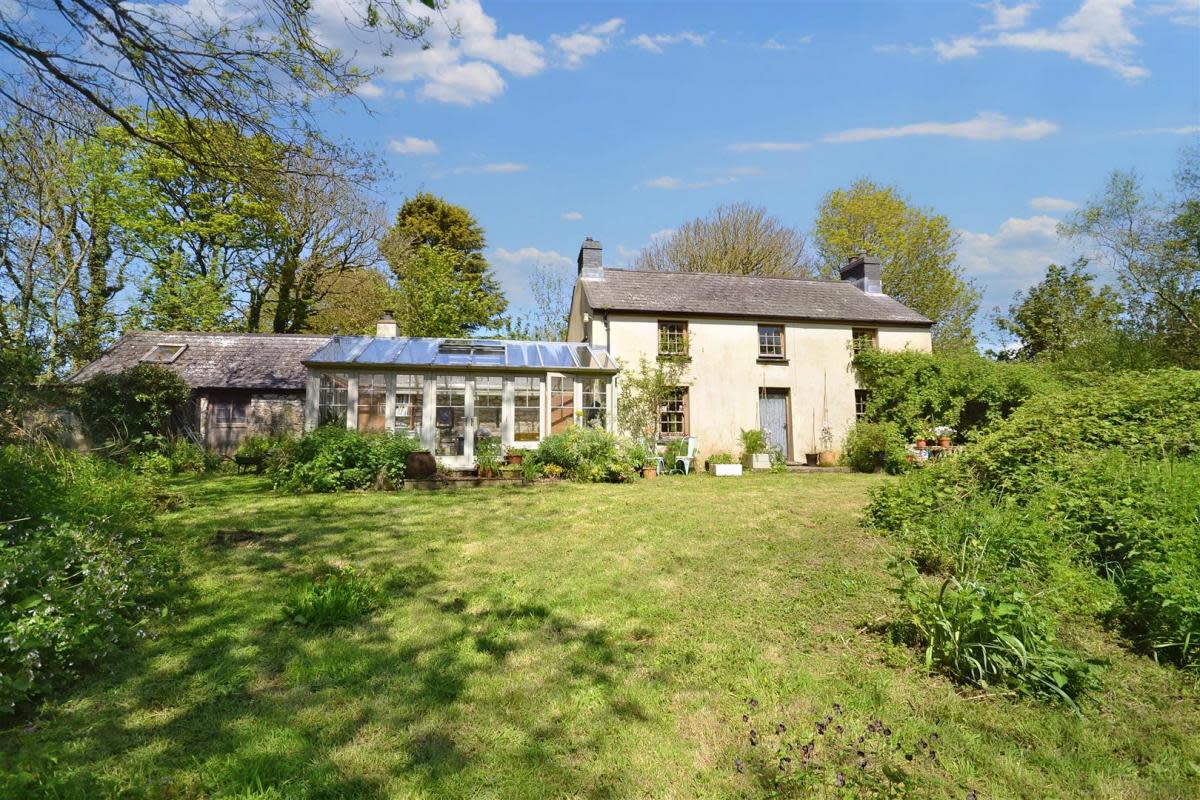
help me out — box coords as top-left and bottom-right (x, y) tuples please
(0, 0), (439, 171)
(304, 268), (400, 335)
(0, 97), (134, 373)
(388, 245), (506, 337)
(1061, 149), (1200, 367)
(993, 260), (1122, 361)
(498, 264), (572, 341)
(813, 179), (980, 350)
(615, 356), (687, 443)
(634, 203), (813, 276)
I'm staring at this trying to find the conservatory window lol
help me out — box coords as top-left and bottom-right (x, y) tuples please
(475, 375), (503, 438)
(581, 377), (607, 426)
(394, 374), (424, 435)
(317, 373), (349, 426)
(513, 375), (541, 442)
(357, 373), (388, 432)
(550, 375), (575, 433)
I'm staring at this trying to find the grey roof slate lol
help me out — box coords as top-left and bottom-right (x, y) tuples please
(581, 269), (932, 326)
(69, 331), (330, 390)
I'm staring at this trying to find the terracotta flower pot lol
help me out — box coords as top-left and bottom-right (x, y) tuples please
(915, 438), (927, 448)
(817, 450), (838, 467)
(938, 436), (952, 448)
(641, 465), (657, 479)
(505, 452), (524, 466)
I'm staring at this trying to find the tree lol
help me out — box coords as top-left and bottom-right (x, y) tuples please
(0, 1), (439, 171)
(499, 264), (573, 341)
(304, 268), (400, 335)
(1061, 149), (1200, 367)
(0, 97), (133, 374)
(812, 179), (980, 350)
(615, 356), (687, 443)
(993, 260), (1122, 361)
(634, 203), (813, 276)
(388, 245), (506, 337)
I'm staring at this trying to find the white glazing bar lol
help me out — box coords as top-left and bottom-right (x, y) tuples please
(346, 374), (359, 431)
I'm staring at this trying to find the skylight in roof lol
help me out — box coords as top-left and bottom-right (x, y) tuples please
(438, 339), (505, 356)
(140, 343), (187, 364)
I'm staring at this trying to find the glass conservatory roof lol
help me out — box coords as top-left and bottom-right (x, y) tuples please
(305, 336), (618, 372)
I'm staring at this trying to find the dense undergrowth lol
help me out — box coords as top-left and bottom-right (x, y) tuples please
(868, 369), (1200, 704)
(0, 445), (176, 715)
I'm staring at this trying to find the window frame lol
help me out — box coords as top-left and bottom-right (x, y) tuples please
(317, 372), (349, 427)
(851, 327), (879, 355)
(757, 324), (786, 360)
(356, 372), (389, 432)
(512, 374), (542, 444)
(854, 388), (870, 420)
(549, 374), (575, 433)
(658, 386), (689, 439)
(581, 376), (608, 427)
(657, 320), (689, 359)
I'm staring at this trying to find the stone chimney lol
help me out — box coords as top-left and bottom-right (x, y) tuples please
(840, 253), (883, 294)
(577, 237), (604, 280)
(376, 311), (398, 337)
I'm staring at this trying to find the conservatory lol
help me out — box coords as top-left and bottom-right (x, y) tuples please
(302, 335), (619, 468)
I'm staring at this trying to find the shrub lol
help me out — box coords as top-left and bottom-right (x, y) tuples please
(852, 348), (1061, 442)
(842, 421), (908, 474)
(78, 364), (191, 447)
(474, 432), (502, 473)
(282, 566), (380, 628)
(235, 433), (281, 461)
(895, 562), (1101, 708)
(739, 428), (768, 455)
(130, 436), (218, 476)
(708, 451), (736, 464)
(530, 424), (637, 482)
(270, 426), (423, 492)
(0, 445), (175, 715)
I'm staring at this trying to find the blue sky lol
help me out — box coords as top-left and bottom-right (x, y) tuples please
(273, 1), (1196, 335)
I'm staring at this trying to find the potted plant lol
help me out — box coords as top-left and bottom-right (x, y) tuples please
(740, 428), (772, 470)
(505, 450), (525, 466)
(914, 431), (928, 449)
(474, 432), (502, 478)
(707, 452), (743, 477)
(817, 426), (838, 467)
(933, 425), (955, 448)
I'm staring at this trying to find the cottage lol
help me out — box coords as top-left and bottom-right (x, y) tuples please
(566, 238), (933, 460)
(69, 331), (329, 453)
(71, 238), (931, 462)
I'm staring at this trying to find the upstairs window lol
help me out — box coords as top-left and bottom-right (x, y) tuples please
(658, 320), (688, 358)
(852, 328), (878, 354)
(659, 387), (689, 438)
(758, 324), (785, 359)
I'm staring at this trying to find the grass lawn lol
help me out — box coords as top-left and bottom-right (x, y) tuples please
(3, 472), (1198, 799)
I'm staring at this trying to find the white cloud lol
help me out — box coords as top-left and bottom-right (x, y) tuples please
(1029, 196), (1078, 212)
(1121, 124), (1200, 135)
(562, 211), (584, 221)
(388, 136), (439, 156)
(308, 0), (544, 105)
(823, 111), (1059, 143)
(640, 169), (746, 190)
(643, 176), (684, 190)
(453, 161), (529, 174)
(933, 0), (1149, 81)
(982, 1), (1037, 31)
(551, 18), (625, 68)
(1148, 0), (1200, 28)
(491, 246), (573, 268)
(762, 34), (814, 50)
(629, 31), (710, 53)
(957, 214), (1089, 310)
(728, 140), (810, 152)
(649, 227), (675, 242)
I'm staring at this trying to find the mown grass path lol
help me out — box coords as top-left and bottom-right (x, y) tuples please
(3, 473), (1198, 798)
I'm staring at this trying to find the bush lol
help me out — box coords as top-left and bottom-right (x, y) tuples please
(529, 424), (637, 482)
(853, 349), (1061, 442)
(708, 451), (736, 464)
(0, 445), (174, 715)
(78, 364), (191, 447)
(282, 566), (380, 628)
(269, 426), (423, 492)
(739, 428), (768, 455)
(130, 436), (219, 476)
(235, 434), (281, 461)
(842, 421), (909, 474)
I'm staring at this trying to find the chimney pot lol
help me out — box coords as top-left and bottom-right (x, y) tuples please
(376, 311), (398, 338)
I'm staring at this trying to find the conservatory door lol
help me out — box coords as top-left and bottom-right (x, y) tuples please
(435, 375), (470, 466)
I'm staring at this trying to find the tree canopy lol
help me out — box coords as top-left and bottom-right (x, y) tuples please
(634, 203), (813, 276)
(812, 179), (980, 350)
(993, 260), (1122, 361)
(388, 245), (506, 337)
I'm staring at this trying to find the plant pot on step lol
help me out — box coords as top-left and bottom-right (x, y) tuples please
(749, 453), (772, 470)
(937, 436), (952, 448)
(817, 450), (838, 467)
(804, 453), (818, 467)
(505, 452), (524, 466)
(405, 450), (437, 480)
(915, 438), (927, 449)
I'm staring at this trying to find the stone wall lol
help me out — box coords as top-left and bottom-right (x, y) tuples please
(248, 392), (305, 437)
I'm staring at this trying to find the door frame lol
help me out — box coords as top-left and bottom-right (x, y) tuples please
(758, 387), (792, 463)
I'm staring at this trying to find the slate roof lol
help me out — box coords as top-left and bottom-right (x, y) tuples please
(69, 331), (330, 390)
(580, 269), (933, 326)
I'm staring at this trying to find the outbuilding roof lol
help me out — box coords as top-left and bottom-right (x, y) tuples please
(69, 331), (330, 390)
(580, 269), (933, 326)
(305, 336), (618, 372)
